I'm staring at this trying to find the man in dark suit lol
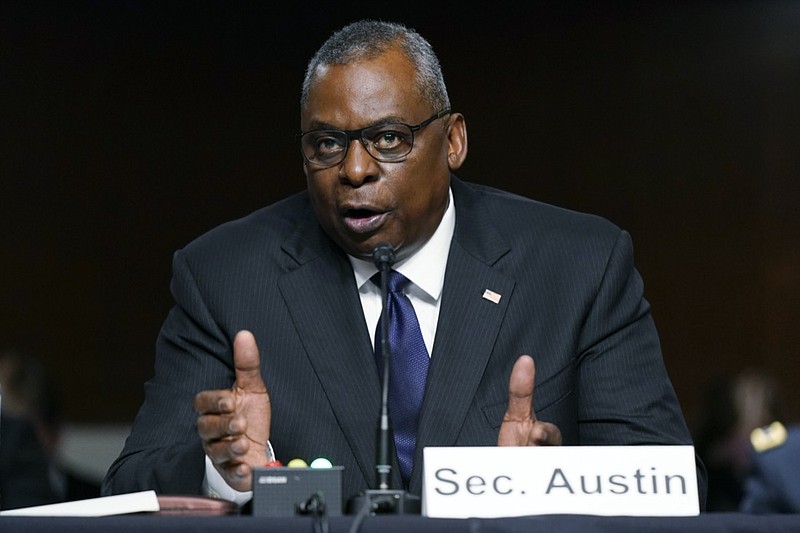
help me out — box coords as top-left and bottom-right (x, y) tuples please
(102, 20), (705, 509)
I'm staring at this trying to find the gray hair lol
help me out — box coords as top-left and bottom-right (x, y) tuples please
(300, 20), (450, 112)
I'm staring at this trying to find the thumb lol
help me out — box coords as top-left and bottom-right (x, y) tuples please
(505, 355), (536, 422)
(233, 330), (266, 392)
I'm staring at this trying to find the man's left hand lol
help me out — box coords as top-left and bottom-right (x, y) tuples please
(497, 354), (563, 446)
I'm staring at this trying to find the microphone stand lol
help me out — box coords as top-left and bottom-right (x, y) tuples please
(375, 245), (393, 492)
(346, 243), (421, 517)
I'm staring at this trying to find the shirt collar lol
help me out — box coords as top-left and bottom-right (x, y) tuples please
(350, 187), (455, 301)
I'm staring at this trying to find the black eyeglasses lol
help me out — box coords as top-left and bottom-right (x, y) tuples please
(299, 109), (451, 168)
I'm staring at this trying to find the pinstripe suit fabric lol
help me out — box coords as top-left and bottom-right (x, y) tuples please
(103, 176), (705, 507)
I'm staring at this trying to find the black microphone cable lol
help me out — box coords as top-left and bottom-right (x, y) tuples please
(296, 491), (329, 533)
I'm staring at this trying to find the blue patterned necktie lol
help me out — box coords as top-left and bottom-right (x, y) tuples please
(372, 270), (430, 483)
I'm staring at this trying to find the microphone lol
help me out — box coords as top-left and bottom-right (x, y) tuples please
(372, 242), (395, 272)
(372, 242), (394, 491)
(346, 243), (421, 517)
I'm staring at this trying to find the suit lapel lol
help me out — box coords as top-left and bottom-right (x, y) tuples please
(413, 179), (514, 485)
(277, 216), (381, 485)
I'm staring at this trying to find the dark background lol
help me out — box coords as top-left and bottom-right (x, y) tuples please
(2, 1), (798, 427)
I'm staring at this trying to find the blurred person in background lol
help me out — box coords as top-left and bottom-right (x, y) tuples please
(740, 418), (800, 513)
(691, 368), (786, 512)
(0, 349), (100, 509)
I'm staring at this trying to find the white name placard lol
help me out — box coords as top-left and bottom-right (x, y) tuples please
(422, 446), (699, 518)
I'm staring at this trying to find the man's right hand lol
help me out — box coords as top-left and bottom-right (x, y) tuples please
(194, 330), (271, 492)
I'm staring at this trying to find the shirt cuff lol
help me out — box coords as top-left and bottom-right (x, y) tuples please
(202, 455), (253, 506)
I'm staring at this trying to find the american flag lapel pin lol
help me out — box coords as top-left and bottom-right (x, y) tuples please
(482, 289), (502, 304)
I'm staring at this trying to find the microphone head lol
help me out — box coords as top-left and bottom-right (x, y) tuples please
(372, 243), (396, 269)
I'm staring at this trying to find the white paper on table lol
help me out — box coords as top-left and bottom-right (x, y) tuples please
(0, 490), (160, 517)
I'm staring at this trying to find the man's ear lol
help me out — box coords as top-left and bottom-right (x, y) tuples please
(446, 113), (468, 170)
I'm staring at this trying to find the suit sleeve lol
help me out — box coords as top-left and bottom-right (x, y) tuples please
(101, 250), (235, 496)
(575, 230), (707, 506)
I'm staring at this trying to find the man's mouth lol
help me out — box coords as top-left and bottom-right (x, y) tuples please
(342, 208), (388, 234)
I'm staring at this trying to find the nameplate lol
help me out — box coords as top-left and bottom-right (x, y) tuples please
(422, 446), (699, 518)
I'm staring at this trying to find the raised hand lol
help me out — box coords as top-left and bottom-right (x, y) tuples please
(497, 354), (562, 447)
(194, 330), (272, 491)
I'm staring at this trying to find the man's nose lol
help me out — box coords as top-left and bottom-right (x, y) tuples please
(339, 138), (378, 185)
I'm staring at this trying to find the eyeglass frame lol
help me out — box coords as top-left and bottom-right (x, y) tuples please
(298, 109), (452, 168)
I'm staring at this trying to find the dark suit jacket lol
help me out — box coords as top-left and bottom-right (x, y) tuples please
(0, 415), (60, 510)
(740, 424), (800, 513)
(0, 415), (102, 510)
(102, 176), (705, 508)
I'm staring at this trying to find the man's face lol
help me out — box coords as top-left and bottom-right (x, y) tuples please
(301, 49), (463, 262)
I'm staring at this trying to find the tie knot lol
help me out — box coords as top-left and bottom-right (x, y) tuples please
(371, 269), (410, 293)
